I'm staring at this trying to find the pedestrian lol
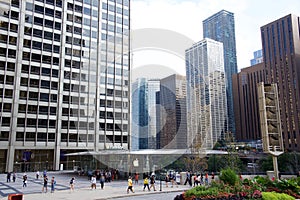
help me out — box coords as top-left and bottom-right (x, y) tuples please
(205, 172), (209, 185)
(134, 173), (139, 184)
(70, 177), (75, 191)
(51, 177), (56, 193)
(143, 176), (150, 191)
(211, 172), (215, 182)
(91, 175), (96, 189)
(193, 175), (198, 187)
(42, 175), (48, 193)
(184, 171), (192, 186)
(6, 172), (11, 182)
(127, 176), (134, 194)
(171, 173), (178, 188)
(197, 174), (201, 185)
(149, 175), (156, 191)
(22, 174), (27, 187)
(12, 172), (16, 182)
(100, 174), (105, 189)
(36, 171), (40, 179)
(43, 170), (47, 178)
(165, 174), (170, 187)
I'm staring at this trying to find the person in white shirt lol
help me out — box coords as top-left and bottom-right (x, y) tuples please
(91, 175), (96, 189)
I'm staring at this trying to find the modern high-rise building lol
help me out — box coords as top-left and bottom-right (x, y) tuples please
(147, 79), (160, 149)
(232, 63), (266, 141)
(185, 38), (227, 150)
(250, 49), (263, 66)
(261, 14), (300, 151)
(131, 78), (147, 150)
(159, 74), (187, 149)
(203, 10), (238, 138)
(0, 0), (130, 172)
(131, 78), (160, 150)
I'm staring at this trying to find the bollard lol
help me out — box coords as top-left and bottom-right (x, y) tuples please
(160, 177), (162, 191)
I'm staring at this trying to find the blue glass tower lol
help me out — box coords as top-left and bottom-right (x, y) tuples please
(203, 10), (238, 137)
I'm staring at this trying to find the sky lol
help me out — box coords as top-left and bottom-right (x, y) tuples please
(130, 0), (300, 78)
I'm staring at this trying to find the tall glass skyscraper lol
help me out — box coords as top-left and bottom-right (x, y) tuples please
(0, 0), (130, 172)
(185, 38), (227, 150)
(131, 78), (160, 150)
(203, 10), (238, 137)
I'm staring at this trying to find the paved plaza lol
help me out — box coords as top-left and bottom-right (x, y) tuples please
(0, 171), (189, 200)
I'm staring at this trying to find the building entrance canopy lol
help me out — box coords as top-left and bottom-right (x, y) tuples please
(64, 149), (228, 156)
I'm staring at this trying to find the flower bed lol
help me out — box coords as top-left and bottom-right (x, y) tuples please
(177, 169), (300, 200)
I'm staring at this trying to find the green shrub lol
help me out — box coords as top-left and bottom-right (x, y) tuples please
(262, 192), (295, 200)
(219, 168), (238, 186)
(184, 186), (219, 198)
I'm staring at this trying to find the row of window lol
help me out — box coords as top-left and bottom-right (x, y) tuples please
(0, 21), (18, 32)
(18, 105), (57, 115)
(102, 12), (129, 25)
(67, 2), (99, 16)
(33, 0), (62, 7)
(63, 83), (95, 94)
(16, 132), (55, 142)
(0, 34), (17, 45)
(17, 118), (56, 128)
(65, 47), (84, 57)
(0, 47), (15, 58)
(102, 2), (129, 16)
(0, 75), (14, 85)
(1, 10), (19, 20)
(21, 65), (59, 78)
(22, 52), (60, 65)
(62, 120), (128, 131)
(19, 91), (58, 102)
(1, 132), (128, 143)
(20, 78), (58, 90)
(24, 39), (60, 53)
(24, 27), (61, 42)
(67, 13), (98, 27)
(26, 3), (62, 19)
(65, 59), (82, 69)
(25, 15), (61, 30)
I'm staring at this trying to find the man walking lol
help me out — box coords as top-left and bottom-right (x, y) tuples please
(149, 175), (156, 191)
(42, 175), (48, 193)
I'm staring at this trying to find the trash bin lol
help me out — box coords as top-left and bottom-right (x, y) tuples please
(8, 194), (23, 200)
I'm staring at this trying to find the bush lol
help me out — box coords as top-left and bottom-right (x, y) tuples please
(262, 192), (295, 200)
(219, 168), (238, 186)
(184, 186), (219, 198)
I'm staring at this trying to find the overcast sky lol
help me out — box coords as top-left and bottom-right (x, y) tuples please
(131, 0), (300, 78)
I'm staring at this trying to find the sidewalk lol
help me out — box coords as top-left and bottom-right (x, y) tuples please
(0, 170), (190, 200)
(1, 183), (188, 200)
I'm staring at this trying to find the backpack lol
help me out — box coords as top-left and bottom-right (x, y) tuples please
(70, 179), (73, 184)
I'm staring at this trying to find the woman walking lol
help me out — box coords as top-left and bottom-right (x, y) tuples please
(143, 176), (150, 191)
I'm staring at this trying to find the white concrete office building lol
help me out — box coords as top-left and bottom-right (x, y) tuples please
(0, 0), (130, 172)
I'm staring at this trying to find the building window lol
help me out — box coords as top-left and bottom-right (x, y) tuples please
(0, 131), (9, 141)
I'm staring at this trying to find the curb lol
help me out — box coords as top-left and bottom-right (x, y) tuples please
(95, 189), (187, 200)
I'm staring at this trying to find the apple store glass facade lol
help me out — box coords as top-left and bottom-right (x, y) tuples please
(0, 0), (130, 172)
